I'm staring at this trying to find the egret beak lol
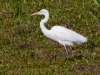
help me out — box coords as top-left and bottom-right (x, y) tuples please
(31, 12), (39, 16)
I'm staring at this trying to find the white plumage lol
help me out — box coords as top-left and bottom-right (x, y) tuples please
(50, 26), (87, 46)
(31, 9), (87, 60)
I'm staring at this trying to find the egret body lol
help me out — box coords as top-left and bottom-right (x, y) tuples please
(31, 9), (87, 61)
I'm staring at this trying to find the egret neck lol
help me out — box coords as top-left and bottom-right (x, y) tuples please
(40, 12), (50, 36)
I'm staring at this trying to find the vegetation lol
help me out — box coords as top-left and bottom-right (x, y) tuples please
(0, 0), (100, 75)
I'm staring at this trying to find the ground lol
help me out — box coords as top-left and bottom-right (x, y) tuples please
(0, 0), (100, 75)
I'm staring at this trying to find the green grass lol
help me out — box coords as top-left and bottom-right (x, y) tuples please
(0, 0), (100, 75)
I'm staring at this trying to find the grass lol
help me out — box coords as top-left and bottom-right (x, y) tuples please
(0, 0), (100, 75)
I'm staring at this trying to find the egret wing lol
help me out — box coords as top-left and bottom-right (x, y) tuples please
(55, 30), (77, 42)
(51, 26), (78, 42)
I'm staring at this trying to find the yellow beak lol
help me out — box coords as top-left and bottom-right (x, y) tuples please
(31, 12), (39, 16)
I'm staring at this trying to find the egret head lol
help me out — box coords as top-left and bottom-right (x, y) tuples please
(31, 9), (49, 16)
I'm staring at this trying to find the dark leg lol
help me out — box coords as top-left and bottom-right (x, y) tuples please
(67, 47), (70, 54)
(50, 55), (57, 63)
(64, 45), (69, 60)
(50, 54), (66, 64)
(50, 46), (70, 64)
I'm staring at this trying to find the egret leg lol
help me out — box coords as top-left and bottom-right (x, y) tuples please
(50, 54), (66, 64)
(67, 47), (70, 54)
(50, 55), (57, 63)
(50, 46), (70, 64)
(64, 46), (69, 60)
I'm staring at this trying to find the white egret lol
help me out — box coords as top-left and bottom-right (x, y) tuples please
(31, 9), (87, 62)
